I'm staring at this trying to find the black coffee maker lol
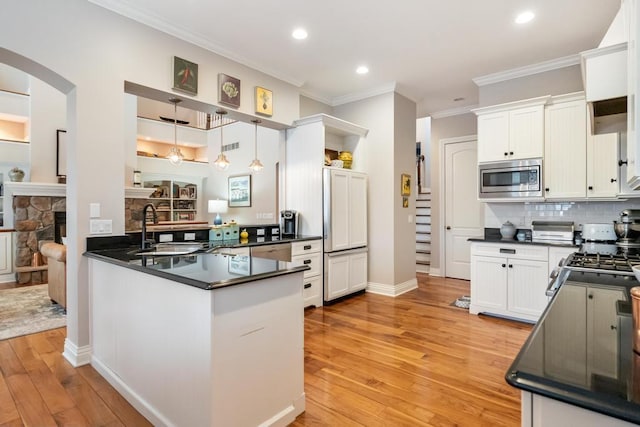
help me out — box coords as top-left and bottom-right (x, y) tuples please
(280, 210), (299, 237)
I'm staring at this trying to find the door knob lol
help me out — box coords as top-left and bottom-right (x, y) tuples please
(509, 151), (514, 155)
(545, 188), (550, 192)
(611, 178), (617, 183)
(619, 159), (628, 167)
(588, 186), (593, 190)
(504, 152), (508, 156)
(502, 264), (506, 268)
(446, 226), (451, 230)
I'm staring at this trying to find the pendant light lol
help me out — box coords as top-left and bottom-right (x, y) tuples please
(248, 119), (264, 172)
(213, 110), (230, 170)
(167, 98), (184, 165)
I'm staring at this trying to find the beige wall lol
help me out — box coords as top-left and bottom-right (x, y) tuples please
(299, 95), (333, 117)
(479, 65), (584, 107)
(429, 113), (477, 274)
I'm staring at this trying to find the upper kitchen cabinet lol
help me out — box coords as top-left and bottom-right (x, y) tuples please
(285, 114), (368, 237)
(581, 42), (628, 105)
(473, 96), (549, 163)
(544, 94), (587, 200)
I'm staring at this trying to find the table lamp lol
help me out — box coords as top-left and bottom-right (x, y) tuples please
(208, 199), (228, 226)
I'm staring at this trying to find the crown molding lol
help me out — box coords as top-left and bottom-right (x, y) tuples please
(472, 54), (581, 87)
(89, 0), (305, 88)
(298, 90), (333, 106)
(430, 104), (479, 119)
(331, 82), (397, 106)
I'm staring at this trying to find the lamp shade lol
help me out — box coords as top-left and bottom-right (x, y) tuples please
(208, 199), (228, 214)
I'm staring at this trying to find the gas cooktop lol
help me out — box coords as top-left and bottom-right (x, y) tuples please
(565, 251), (640, 276)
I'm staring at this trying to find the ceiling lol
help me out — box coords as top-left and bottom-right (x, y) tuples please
(91, 0), (620, 117)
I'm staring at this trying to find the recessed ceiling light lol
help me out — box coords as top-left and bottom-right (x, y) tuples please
(292, 28), (308, 40)
(515, 10), (535, 24)
(356, 65), (369, 75)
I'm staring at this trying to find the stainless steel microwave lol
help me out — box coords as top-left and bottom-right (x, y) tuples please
(478, 158), (542, 199)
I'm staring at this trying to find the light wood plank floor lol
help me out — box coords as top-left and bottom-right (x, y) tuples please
(0, 274), (532, 426)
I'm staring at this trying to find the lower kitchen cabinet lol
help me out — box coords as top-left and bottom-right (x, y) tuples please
(325, 249), (368, 302)
(291, 239), (323, 308)
(0, 232), (12, 275)
(522, 391), (637, 427)
(470, 243), (549, 322)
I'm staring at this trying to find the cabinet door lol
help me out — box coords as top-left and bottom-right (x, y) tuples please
(586, 286), (627, 380)
(507, 258), (549, 318)
(348, 251), (368, 292)
(587, 132), (619, 198)
(328, 170), (350, 251)
(544, 100), (587, 199)
(548, 247), (576, 277)
(326, 254), (350, 300)
(348, 172), (367, 248)
(509, 105), (544, 160)
(470, 255), (507, 311)
(477, 111), (510, 162)
(0, 233), (11, 275)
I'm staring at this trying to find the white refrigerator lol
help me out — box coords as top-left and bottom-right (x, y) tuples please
(323, 168), (368, 302)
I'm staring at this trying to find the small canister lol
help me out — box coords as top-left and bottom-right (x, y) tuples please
(209, 226), (224, 241)
(631, 287), (640, 354)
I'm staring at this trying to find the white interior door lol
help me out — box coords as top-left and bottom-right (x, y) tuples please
(445, 139), (484, 280)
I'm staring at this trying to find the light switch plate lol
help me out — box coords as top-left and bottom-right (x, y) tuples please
(159, 234), (173, 242)
(89, 203), (101, 218)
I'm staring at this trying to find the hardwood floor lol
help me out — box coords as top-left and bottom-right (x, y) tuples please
(0, 274), (532, 426)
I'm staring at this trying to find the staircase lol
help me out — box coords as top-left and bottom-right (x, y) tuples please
(415, 192), (431, 273)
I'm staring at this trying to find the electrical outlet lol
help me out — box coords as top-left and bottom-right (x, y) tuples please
(184, 232), (196, 241)
(89, 219), (112, 235)
(159, 234), (173, 242)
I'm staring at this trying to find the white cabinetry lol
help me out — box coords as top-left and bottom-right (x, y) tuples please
(324, 168), (367, 251)
(587, 132), (619, 198)
(0, 232), (12, 275)
(474, 96), (548, 163)
(544, 95), (587, 199)
(470, 243), (549, 322)
(291, 240), (323, 308)
(325, 249), (368, 301)
(627, 0), (640, 189)
(547, 246), (576, 277)
(522, 391), (638, 427)
(285, 114), (368, 237)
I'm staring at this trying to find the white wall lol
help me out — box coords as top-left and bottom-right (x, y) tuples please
(299, 95), (333, 117)
(0, 0), (302, 361)
(204, 121), (280, 225)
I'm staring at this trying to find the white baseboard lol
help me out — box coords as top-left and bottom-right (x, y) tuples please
(367, 278), (418, 297)
(416, 265), (429, 274)
(0, 273), (15, 283)
(63, 339), (92, 367)
(429, 267), (442, 277)
(92, 356), (171, 427)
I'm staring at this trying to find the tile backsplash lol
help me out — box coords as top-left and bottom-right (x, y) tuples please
(485, 199), (640, 231)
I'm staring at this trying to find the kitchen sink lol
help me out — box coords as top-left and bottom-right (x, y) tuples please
(134, 242), (207, 256)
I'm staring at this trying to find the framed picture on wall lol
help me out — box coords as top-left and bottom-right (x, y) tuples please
(255, 86), (273, 116)
(401, 173), (411, 196)
(228, 174), (251, 207)
(218, 73), (241, 108)
(173, 56), (198, 95)
(56, 129), (67, 177)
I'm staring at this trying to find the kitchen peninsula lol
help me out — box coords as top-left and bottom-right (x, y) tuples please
(85, 238), (309, 426)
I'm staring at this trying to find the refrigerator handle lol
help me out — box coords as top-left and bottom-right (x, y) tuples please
(326, 247), (368, 257)
(323, 168), (332, 251)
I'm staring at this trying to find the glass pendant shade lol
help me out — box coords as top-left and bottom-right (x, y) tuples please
(248, 120), (264, 172)
(214, 112), (230, 170)
(167, 98), (183, 165)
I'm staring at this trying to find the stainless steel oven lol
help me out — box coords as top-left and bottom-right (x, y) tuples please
(479, 158), (542, 199)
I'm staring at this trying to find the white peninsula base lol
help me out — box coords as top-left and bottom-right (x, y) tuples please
(88, 259), (305, 427)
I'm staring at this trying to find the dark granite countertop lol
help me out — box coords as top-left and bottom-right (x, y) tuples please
(469, 227), (578, 248)
(83, 235), (318, 291)
(506, 270), (640, 424)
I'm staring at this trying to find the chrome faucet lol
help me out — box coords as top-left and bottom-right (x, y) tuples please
(141, 203), (157, 249)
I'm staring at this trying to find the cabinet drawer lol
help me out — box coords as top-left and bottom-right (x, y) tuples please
(291, 252), (322, 277)
(471, 242), (548, 261)
(303, 276), (322, 307)
(291, 239), (322, 256)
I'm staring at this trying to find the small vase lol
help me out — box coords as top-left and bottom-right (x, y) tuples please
(500, 221), (516, 239)
(240, 229), (249, 240)
(8, 168), (24, 182)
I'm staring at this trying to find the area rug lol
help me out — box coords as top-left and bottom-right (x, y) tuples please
(450, 295), (471, 309)
(0, 284), (66, 341)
